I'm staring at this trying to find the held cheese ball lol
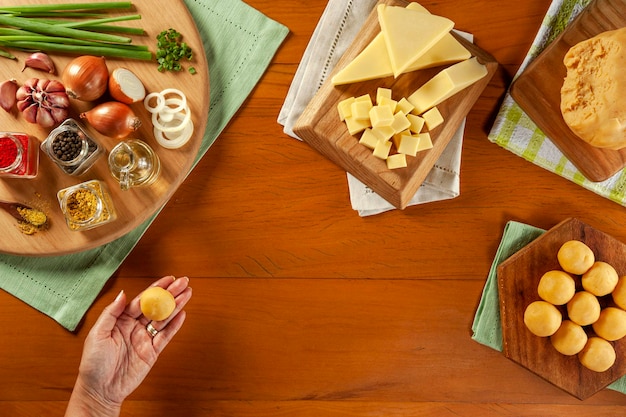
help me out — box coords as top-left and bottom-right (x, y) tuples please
(560, 27), (626, 150)
(140, 286), (176, 321)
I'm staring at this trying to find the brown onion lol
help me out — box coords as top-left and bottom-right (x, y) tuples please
(80, 101), (141, 139)
(62, 55), (109, 101)
(108, 68), (145, 104)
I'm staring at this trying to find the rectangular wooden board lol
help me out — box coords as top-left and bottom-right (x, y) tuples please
(293, 0), (497, 209)
(510, 0), (626, 182)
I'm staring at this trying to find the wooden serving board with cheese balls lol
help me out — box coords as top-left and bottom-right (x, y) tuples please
(293, 0), (497, 210)
(0, 0), (207, 256)
(510, 0), (626, 182)
(498, 218), (626, 400)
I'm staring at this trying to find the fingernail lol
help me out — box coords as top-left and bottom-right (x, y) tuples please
(115, 290), (124, 302)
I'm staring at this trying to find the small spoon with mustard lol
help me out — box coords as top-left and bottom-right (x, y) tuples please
(0, 200), (47, 226)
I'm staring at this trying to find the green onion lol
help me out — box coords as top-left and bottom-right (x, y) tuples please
(0, 2), (150, 61)
(0, 15), (132, 43)
(0, 40), (151, 60)
(0, 2), (132, 13)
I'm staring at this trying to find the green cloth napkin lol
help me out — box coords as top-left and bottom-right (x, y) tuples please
(0, 0), (288, 331)
(488, 0), (626, 206)
(471, 221), (626, 394)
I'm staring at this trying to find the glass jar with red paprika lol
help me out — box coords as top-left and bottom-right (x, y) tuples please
(0, 132), (39, 179)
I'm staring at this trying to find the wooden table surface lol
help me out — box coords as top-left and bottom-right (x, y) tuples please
(3, 0), (626, 415)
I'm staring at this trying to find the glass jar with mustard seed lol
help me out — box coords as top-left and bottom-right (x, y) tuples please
(42, 118), (102, 176)
(0, 132), (39, 179)
(57, 180), (117, 231)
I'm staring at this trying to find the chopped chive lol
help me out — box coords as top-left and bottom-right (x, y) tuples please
(0, 2), (133, 13)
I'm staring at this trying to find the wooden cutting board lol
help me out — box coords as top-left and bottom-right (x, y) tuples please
(498, 218), (626, 400)
(510, 0), (626, 182)
(0, 0), (208, 256)
(293, 0), (497, 210)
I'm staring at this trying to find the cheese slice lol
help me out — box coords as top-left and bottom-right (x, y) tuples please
(407, 57), (488, 114)
(377, 4), (454, 77)
(331, 3), (470, 85)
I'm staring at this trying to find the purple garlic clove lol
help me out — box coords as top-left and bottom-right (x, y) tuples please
(0, 78), (18, 112)
(22, 52), (56, 74)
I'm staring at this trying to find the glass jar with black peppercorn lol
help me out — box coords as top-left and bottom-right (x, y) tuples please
(0, 132), (39, 179)
(41, 118), (103, 176)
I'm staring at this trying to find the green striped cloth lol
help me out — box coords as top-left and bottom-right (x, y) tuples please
(0, 0), (288, 331)
(488, 0), (626, 205)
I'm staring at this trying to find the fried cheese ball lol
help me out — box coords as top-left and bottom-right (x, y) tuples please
(524, 300), (562, 337)
(578, 337), (616, 372)
(592, 307), (626, 341)
(557, 240), (595, 275)
(140, 286), (176, 321)
(612, 276), (626, 310)
(537, 270), (576, 305)
(582, 261), (619, 296)
(550, 320), (588, 355)
(567, 291), (601, 326)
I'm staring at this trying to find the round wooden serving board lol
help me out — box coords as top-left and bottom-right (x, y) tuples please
(0, 0), (208, 256)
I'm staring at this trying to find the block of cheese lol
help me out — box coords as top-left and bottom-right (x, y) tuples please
(407, 57), (488, 114)
(386, 153), (407, 169)
(377, 4), (454, 77)
(560, 27), (626, 149)
(331, 3), (469, 85)
(422, 106), (444, 131)
(370, 105), (394, 128)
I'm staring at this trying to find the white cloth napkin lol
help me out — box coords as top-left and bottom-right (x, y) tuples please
(278, 0), (467, 216)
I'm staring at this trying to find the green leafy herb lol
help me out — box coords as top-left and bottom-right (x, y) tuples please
(156, 28), (193, 72)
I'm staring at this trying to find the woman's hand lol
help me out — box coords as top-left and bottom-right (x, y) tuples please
(65, 276), (192, 417)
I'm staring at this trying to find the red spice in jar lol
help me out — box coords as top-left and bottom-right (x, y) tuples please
(0, 133), (38, 178)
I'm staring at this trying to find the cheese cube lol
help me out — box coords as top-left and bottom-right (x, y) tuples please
(406, 114), (425, 133)
(369, 105), (394, 128)
(378, 96), (398, 113)
(397, 134), (420, 156)
(390, 111), (412, 133)
(422, 107), (444, 130)
(386, 153), (407, 169)
(392, 129), (411, 148)
(396, 97), (415, 115)
(337, 97), (355, 121)
(417, 132), (434, 151)
(351, 99), (372, 121)
(376, 87), (392, 104)
(359, 128), (380, 150)
(372, 125), (395, 142)
(345, 115), (371, 136)
(355, 94), (372, 103)
(373, 139), (392, 160)
(407, 57), (488, 114)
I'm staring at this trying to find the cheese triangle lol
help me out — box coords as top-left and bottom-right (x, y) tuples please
(331, 3), (470, 85)
(377, 4), (454, 77)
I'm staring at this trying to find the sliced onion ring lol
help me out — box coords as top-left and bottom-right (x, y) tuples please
(151, 107), (191, 133)
(154, 113), (194, 149)
(161, 97), (187, 114)
(144, 92), (165, 114)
